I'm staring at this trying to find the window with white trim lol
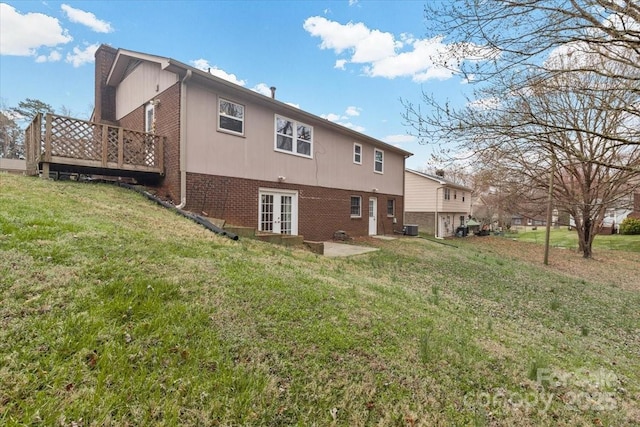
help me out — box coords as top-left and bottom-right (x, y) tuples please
(350, 196), (362, 218)
(218, 98), (244, 135)
(353, 143), (362, 164)
(444, 188), (451, 200)
(374, 148), (384, 173)
(145, 102), (155, 133)
(275, 115), (312, 157)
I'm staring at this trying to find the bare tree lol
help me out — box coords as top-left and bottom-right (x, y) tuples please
(423, 0), (640, 85)
(410, 58), (639, 257)
(0, 111), (22, 159)
(403, 1), (640, 258)
(408, 0), (640, 170)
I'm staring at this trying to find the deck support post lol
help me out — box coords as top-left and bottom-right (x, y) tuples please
(41, 162), (50, 179)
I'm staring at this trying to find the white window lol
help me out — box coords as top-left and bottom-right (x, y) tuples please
(444, 188), (451, 200)
(219, 98), (244, 135)
(374, 148), (384, 173)
(353, 143), (362, 164)
(145, 102), (155, 133)
(275, 115), (312, 158)
(350, 196), (362, 218)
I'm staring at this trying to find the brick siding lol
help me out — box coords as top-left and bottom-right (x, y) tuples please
(186, 172), (403, 241)
(118, 83), (182, 202)
(404, 212), (435, 235)
(94, 45), (117, 123)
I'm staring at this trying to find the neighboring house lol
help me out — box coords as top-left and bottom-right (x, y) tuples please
(628, 193), (640, 220)
(0, 158), (26, 174)
(91, 45), (412, 241)
(511, 214), (553, 229)
(567, 192), (637, 234)
(404, 169), (472, 238)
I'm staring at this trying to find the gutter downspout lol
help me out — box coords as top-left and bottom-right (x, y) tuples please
(176, 69), (192, 209)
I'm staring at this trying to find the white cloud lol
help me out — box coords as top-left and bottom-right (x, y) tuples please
(66, 43), (99, 67)
(36, 50), (62, 63)
(303, 16), (490, 83)
(252, 83), (272, 97)
(321, 112), (365, 132)
(322, 113), (343, 122)
(383, 134), (416, 144)
(345, 106), (361, 116)
(0, 3), (72, 56)
(322, 107), (366, 131)
(349, 0), (359, 6)
(340, 122), (365, 132)
(303, 17), (398, 62)
(190, 58), (247, 86)
(61, 4), (113, 33)
(363, 36), (454, 81)
(467, 97), (500, 110)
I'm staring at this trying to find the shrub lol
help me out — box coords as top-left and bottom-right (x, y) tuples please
(620, 217), (640, 235)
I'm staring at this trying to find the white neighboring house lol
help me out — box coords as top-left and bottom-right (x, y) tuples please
(404, 169), (473, 238)
(569, 193), (635, 233)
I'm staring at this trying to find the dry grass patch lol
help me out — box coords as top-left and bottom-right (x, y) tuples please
(460, 236), (640, 291)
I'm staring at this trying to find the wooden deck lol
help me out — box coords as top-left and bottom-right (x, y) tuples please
(25, 113), (164, 181)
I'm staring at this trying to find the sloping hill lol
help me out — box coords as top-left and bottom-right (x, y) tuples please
(1, 174), (638, 426)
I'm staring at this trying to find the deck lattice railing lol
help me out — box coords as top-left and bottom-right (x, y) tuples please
(25, 113), (164, 175)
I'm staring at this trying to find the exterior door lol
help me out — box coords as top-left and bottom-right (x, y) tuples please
(368, 197), (377, 235)
(259, 189), (298, 235)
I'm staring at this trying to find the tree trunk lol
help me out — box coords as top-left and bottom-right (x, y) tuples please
(576, 217), (595, 259)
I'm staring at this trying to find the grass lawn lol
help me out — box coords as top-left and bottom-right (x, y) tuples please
(510, 228), (640, 253)
(1, 174), (639, 426)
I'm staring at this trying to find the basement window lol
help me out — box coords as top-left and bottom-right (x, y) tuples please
(350, 196), (362, 218)
(387, 199), (395, 217)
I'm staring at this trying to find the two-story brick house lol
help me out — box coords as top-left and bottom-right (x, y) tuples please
(404, 169), (472, 238)
(93, 45), (412, 241)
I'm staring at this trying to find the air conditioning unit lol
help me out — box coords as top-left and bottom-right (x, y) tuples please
(404, 224), (418, 236)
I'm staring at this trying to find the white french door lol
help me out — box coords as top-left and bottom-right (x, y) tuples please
(368, 197), (377, 235)
(259, 189), (298, 235)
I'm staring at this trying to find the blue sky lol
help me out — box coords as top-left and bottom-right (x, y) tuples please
(0, 0), (477, 170)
